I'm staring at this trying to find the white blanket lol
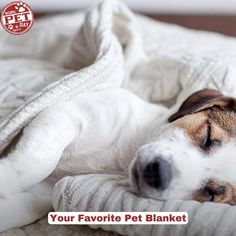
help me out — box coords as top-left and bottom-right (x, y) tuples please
(2, 0), (236, 235)
(53, 175), (236, 236)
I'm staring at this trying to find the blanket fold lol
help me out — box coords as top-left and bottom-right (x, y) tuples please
(0, 0), (143, 152)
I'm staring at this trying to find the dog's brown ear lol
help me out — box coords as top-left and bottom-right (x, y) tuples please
(168, 89), (236, 122)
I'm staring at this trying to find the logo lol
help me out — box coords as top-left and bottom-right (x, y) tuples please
(0, 1), (34, 35)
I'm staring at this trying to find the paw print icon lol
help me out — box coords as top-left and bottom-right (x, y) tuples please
(15, 2), (26, 13)
(8, 24), (13, 30)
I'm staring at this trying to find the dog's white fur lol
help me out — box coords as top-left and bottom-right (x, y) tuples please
(1, 88), (236, 232)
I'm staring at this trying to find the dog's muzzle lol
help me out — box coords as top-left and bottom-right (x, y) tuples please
(143, 158), (172, 190)
(132, 152), (173, 191)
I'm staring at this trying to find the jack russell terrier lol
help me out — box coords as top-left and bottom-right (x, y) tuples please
(0, 88), (236, 231)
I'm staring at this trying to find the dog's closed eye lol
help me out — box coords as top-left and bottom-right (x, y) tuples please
(192, 180), (236, 205)
(199, 120), (222, 152)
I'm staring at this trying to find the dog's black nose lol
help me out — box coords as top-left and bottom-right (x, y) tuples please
(143, 158), (172, 190)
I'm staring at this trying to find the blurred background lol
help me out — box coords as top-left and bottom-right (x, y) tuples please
(1, 0), (236, 36)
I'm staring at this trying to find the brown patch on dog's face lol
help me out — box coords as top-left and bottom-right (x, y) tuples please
(169, 89), (236, 152)
(192, 179), (236, 205)
(168, 89), (236, 205)
(172, 109), (233, 153)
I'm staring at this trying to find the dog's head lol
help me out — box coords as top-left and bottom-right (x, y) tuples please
(130, 89), (236, 205)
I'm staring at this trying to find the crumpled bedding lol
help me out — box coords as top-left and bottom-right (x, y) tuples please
(53, 175), (236, 236)
(2, 0), (236, 235)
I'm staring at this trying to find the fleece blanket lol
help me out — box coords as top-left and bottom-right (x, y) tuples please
(2, 0), (236, 235)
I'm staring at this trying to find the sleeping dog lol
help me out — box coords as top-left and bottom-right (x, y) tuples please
(0, 88), (236, 231)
